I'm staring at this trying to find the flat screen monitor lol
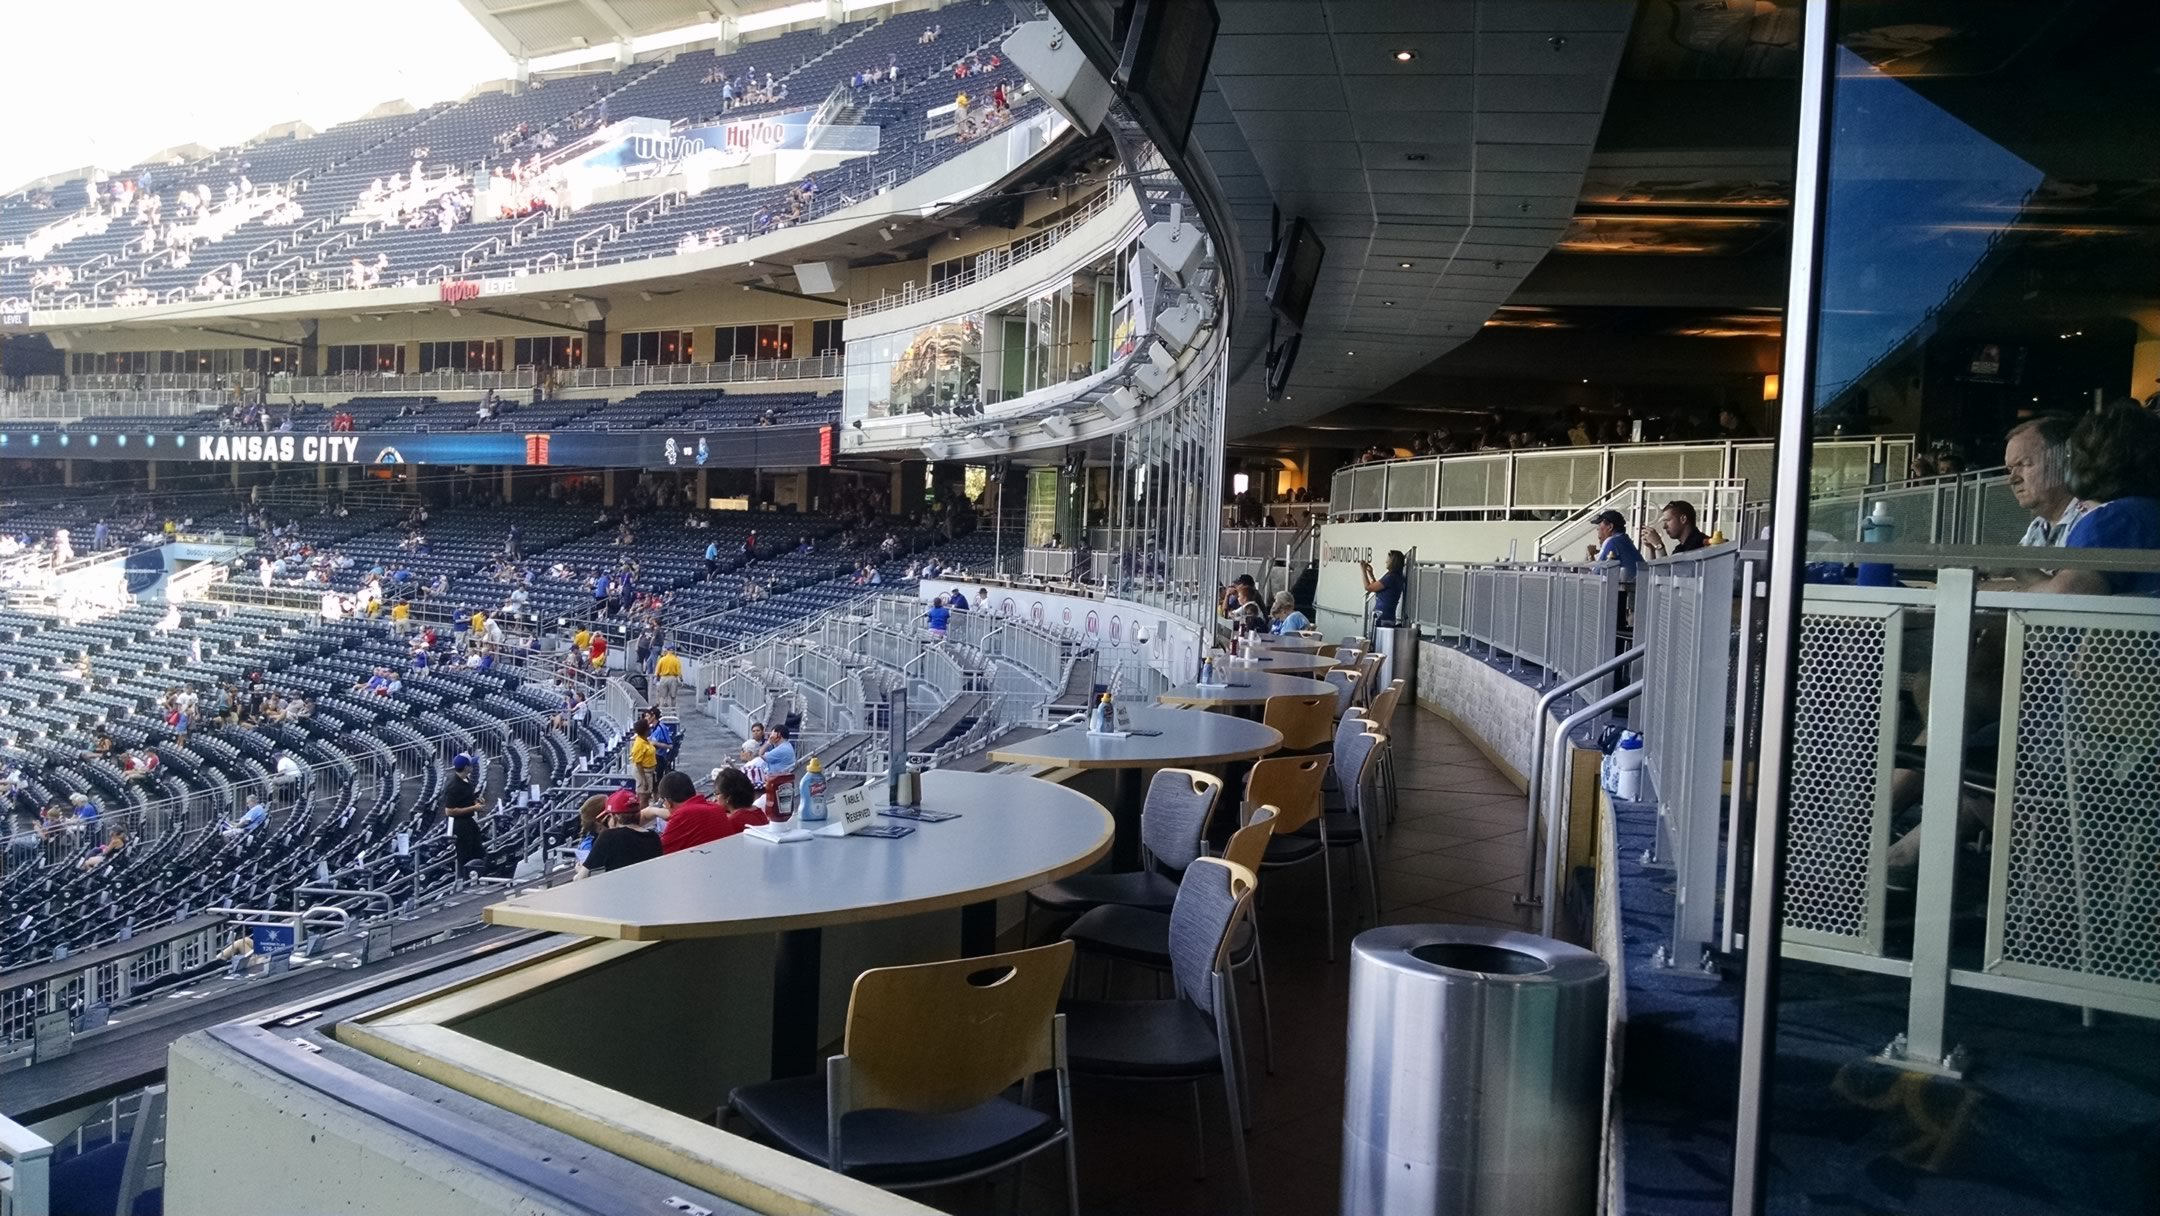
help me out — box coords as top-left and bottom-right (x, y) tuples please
(1114, 0), (1219, 155)
(1265, 217), (1325, 333)
(1265, 331), (1302, 402)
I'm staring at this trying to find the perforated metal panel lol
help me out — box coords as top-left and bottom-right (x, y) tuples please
(1986, 609), (2160, 996)
(1493, 568), (1521, 656)
(1438, 568), (1466, 637)
(1612, 450), (1686, 484)
(1410, 566), (1442, 629)
(1513, 451), (1605, 509)
(1781, 601), (1902, 953)
(1518, 573), (1551, 669)
(1733, 447), (1776, 503)
(1464, 568), (1493, 647)
(1385, 461), (1437, 512)
(1438, 456), (1507, 509)
(1351, 466), (1385, 513)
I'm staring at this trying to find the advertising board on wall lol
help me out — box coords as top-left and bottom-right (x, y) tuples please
(0, 423), (828, 470)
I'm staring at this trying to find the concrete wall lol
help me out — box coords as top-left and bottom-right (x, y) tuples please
(1415, 640), (1541, 784)
(167, 1034), (577, 1216)
(1313, 519), (1550, 638)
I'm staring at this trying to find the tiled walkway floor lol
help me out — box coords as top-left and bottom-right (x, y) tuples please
(917, 702), (1537, 1215)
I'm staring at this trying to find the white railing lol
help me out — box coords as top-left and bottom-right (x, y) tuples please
(1329, 436), (1915, 521)
(846, 187), (1122, 319)
(61, 371), (262, 393)
(1411, 558), (1628, 701)
(0, 391), (223, 417)
(1813, 465), (2025, 547)
(279, 368), (537, 396)
(556, 354), (842, 390)
(1536, 479), (1749, 560)
(0, 1110), (53, 1216)
(1774, 547), (2160, 1068)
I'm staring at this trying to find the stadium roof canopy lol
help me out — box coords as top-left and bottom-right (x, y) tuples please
(456, 0), (835, 63)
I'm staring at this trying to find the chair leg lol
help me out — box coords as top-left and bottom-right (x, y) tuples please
(1062, 1130), (1082, 1216)
(1320, 853), (1339, 963)
(1247, 940), (1276, 1075)
(1384, 745), (1401, 827)
(1222, 974), (1255, 1133)
(1359, 828), (1382, 929)
(1219, 1068), (1256, 1216)
(1189, 1081), (1209, 1180)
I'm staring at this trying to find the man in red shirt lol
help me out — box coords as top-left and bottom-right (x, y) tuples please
(657, 771), (734, 852)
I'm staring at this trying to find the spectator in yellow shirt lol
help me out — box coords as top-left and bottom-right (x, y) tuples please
(655, 648), (684, 708)
(629, 721), (658, 801)
(391, 601), (410, 633)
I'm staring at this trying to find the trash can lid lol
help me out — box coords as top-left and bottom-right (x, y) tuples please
(1350, 924), (1605, 984)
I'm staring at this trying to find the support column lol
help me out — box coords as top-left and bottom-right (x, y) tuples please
(695, 467), (708, 505)
(502, 466), (515, 503)
(230, 462), (241, 489)
(2130, 329), (2160, 405)
(338, 466), (350, 493)
(603, 468), (617, 508)
(62, 459), (74, 488)
(146, 460), (158, 490)
(317, 464), (328, 491)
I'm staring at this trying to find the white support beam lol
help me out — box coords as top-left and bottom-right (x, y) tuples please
(456, 0), (536, 58)
(577, 0), (638, 41)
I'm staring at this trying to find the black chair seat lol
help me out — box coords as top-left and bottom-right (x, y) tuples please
(728, 1075), (1059, 1186)
(1028, 870), (1179, 914)
(1062, 997), (1223, 1077)
(1293, 812), (1365, 845)
(1063, 904), (1251, 968)
(1261, 834), (1324, 865)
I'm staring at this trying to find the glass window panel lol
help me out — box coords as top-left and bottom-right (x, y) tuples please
(1742, 12), (2160, 1216)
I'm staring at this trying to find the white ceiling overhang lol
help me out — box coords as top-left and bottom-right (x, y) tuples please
(456, 0), (818, 61)
(1190, 0), (1636, 437)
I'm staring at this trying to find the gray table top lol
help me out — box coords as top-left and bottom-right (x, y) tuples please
(1252, 634), (1329, 652)
(987, 704), (1283, 770)
(1158, 672), (1335, 708)
(1219, 649), (1337, 674)
(483, 771), (1112, 940)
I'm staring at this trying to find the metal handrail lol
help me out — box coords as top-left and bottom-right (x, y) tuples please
(846, 187), (1121, 319)
(1517, 644), (1645, 907)
(1538, 680), (1644, 938)
(0, 1111), (53, 1216)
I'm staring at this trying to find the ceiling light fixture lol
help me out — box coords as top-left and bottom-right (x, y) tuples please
(1393, 49), (1416, 62)
(1397, 261), (1413, 269)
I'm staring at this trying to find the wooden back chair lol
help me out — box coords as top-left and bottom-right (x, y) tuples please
(1262, 693), (1334, 753)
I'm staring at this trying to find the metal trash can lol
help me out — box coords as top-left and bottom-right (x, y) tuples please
(1372, 623), (1420, 693)
(1341, 925), (1607, 1216)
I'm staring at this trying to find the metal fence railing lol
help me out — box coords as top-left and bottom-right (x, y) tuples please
(1635, 543), (1743, 973)
(1329, 436), (1914, 522)
(0, 1108), (52, 1216)
(1775, 553), (2160, 1066)
(846, 188), (1122, 319)
(1812, 465), (2023, 547)
(1410, 559), (1627, 700)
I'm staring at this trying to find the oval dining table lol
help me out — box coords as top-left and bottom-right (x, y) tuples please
(487, 769), (1112, 1077)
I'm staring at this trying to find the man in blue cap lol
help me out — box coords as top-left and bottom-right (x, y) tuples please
(444, 753), (487, 878)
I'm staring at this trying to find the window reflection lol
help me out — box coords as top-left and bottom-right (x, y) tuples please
(1755, 6), (2160, 1215)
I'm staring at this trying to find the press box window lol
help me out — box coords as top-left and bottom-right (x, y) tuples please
(620, 330), (695, 366)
